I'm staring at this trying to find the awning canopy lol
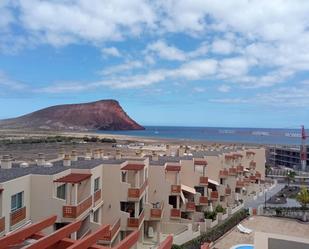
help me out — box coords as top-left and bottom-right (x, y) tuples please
(181, 184), (196, 195)
(121, 163), (145, 171)
(208, 179), (220, 186)
(54, 173), (92, 184)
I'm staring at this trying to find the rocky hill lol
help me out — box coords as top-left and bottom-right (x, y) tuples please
(0, 100), (144, 131)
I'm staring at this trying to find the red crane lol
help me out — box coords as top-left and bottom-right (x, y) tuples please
(300, 125), (307, 171)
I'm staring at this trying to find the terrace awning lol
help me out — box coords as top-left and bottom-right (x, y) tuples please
(54, 173), (92, 184)
(181, 184), (196, 195)
(121, 163), (145, 171)
(208, 179), (219, 186)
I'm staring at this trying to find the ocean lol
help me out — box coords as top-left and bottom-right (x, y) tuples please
(98, 126), (307, 145)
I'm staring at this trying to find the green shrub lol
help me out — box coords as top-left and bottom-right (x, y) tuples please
(182, 209), (249, 249)
(215, 204), (226, 214)
(172, 245), (183, 249)
(204, 211), (217, 221)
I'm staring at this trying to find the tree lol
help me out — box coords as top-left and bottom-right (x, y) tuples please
(265, 164), (272, 177)
(296, 187), (309, 221)
(286, 171), (296, 186)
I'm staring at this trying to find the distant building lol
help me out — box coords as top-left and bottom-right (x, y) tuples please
(266, 145), (309, 170)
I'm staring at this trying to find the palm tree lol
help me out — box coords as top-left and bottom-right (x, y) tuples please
(296, 187), (309, 221)
(286, 171), (296, 186)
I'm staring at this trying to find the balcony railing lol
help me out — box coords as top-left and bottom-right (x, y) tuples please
(0, 216), (5, 233)
(63, 196), (92, 218)
(170, 208), (181, 219)
(236, 181), (244, 188)
(236, 165), (244, 173)
(171, 185), (181, 195)
(199, 196), (208, 205)
(127, 210), (145, 228)
(199, 176), (208, 185)
(150, 203), (164, 220)
(128, 179), (148, 199)
(255, 172), (261, 179)
(228, 168), (237, 176)
(210, 191), (219, 201)
(185, 202), (195, 212)
(102, 218), (120, 241)
(225, 188), (231, 195)
(93, 189), (102, 206)
(219, 170), (228, 178)
(10, 206), (26, 226)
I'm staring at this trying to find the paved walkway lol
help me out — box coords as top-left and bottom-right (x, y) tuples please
(244, 184), (283, 209)
(212, 216), (309, 249)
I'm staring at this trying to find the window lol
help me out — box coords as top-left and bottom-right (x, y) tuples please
(121, 171), (127, 182)
(11, 191), (24, 212)
(94, 177), (100, 192)
(93, 209), (99, 223)
(56, 184), (66, 200)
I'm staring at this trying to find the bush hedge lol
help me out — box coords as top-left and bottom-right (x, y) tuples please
(172, 209), (249, 249)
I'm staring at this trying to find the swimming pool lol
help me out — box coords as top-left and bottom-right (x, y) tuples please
(230, 244), (254, 249)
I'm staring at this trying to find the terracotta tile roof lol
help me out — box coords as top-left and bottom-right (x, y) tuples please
(121, 163), (145, 171)
(54, 173), (92, 183)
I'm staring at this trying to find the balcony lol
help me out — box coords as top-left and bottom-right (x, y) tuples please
(250, 175), (257, 182)
(199, 196), (208, 205)
(93, 189), (102, 206)
(171, 185), (181, 195)
(228, 168), (237, 176)
(63, 196), (92, 218)
(184, 202), (195, 212)
(0, 216), (4, 234)
(255, 172), (261, 179)
(199, 176), (208, 186)
(10, 206), (26, 226)
(170, 208), (181, 219)
(210, 191), (219, 201)
(102, 218), (120, 241)
(219, 169), (228, 179)
(225, 188), (231, 195)
(236, 165), (244, 173)
(127, 210), (145, 228)
(128, 179), (148, 200)
(150, 203), (164, 220)
(236, 181), (244, 188)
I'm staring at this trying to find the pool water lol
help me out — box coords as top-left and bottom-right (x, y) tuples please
(231, 245), (254, 249)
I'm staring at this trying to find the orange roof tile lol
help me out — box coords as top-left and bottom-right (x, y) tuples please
(54, 173), (92, 183)
(122, 163), (145, 171)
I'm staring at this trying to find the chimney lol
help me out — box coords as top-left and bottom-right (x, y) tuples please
(86, 148), (92, 158)
(152, 151), (159, 161)
(93, 149), (101, 159)
(100, 149), (104, 158)
(178, 146), (185, 157)
(37, 153), (46, 166)
(71, 150), (78, 161)
(115, 149), (121, 160)
(1, 155), (12, 169)
(59, 148), (65, 159)
(63, 154), (71, 167)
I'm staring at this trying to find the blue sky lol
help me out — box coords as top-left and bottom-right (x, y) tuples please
(0, 0), (309, 128)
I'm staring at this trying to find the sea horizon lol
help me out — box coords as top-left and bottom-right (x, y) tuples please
(98, 125), (306, 146)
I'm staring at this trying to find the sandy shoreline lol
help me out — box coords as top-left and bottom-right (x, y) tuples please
(0, 129), (262, 146)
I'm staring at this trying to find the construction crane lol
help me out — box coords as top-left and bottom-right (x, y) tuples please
(300, 125), (307, 171)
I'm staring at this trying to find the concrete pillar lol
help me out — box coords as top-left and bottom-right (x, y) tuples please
(66, 184), (71, 205)
(135, 171), (140, 187)
(134, 202), (139, 218)
(176, 196), (180, 209)
(176, 172), (180, 185)
(156, 222), (161, 243)
(74, 184), (78, 205)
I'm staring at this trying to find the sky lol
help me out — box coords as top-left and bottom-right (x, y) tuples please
(0, 0), (309, 128)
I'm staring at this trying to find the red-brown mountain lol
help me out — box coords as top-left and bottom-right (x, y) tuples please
(0, 100), (144, 131)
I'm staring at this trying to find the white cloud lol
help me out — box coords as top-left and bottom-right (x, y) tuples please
(218, 85), (231, 93)
(100, 60), (143, 75)
(193, 87), (206, 93)
(212, 39), (234, 54)
(101, 47), (121, 57)
(146, 40), (186, 61)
